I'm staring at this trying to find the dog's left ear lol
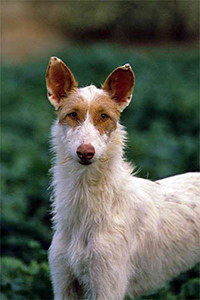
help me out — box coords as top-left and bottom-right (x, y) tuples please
(102, 64), (135, 111)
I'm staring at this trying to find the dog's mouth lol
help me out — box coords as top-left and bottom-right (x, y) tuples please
(79, 160), (92, 166)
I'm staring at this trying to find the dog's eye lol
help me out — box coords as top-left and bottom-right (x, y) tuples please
(68, 112), (78, 119)
(100, 113), (109, 121)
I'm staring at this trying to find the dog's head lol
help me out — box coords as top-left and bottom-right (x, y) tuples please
(46, 57), (135, 166)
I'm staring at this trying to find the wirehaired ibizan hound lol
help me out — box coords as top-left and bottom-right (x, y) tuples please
(46, 57), (200, 300)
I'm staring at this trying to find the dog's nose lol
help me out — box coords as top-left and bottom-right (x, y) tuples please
(76, 144), (95, 164)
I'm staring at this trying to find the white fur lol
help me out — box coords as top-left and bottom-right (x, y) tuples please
(78, 85), (105, 103)
(48, 85), (200, 300)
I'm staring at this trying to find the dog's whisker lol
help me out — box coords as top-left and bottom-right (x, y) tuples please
(99, 156), (114, 162)
(61, 156), (72, 164)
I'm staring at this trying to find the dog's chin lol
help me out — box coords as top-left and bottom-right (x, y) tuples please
(78, 160), (93, 166)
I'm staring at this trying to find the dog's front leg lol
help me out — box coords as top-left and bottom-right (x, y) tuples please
(49, 240), (71, 300)
(87, 252), (129, 300)
(49, 234), (84, 300)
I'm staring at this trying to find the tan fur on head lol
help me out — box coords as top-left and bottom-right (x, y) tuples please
(57, 91), (120, 136)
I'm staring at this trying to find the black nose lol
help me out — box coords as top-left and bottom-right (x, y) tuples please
(76, 144), (95, 165)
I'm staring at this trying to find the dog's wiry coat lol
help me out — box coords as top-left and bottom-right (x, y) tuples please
(46, 57), (200, 300)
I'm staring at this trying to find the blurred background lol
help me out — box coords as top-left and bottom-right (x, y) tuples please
(1, 1), (199, 299)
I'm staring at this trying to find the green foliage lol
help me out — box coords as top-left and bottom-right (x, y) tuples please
(1, 242), (52, 300)
(1, 45), (199, 299)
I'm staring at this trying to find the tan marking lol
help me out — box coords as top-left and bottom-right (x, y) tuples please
(57, 89), (121, 135)
(89, 94), (120, 135)
(189, 219), (195, 224)
(189, 203), (196, 209)
(164, 195), (180, 203)
(58, 92), (88, 127)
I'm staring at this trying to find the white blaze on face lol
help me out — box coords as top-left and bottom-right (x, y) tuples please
(68, 113), (109, 163)
(61, 86), (112, 164)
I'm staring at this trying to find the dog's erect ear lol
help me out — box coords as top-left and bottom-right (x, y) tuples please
(102, 64), (135, 111)
(46, 57), (78, 108)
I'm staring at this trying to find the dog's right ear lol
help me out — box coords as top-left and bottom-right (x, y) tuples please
(102, 64), (135, 111)
(46, 57), (78, 108)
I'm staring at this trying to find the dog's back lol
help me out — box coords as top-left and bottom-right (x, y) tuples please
(127, 172), (200, 297)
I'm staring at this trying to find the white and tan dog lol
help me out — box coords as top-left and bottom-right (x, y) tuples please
(46, 57), (200, 300)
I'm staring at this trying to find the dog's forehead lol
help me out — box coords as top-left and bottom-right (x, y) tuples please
(77, 85), (105, 104)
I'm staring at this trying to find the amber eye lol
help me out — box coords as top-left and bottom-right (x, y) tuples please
(100, 113), (109, 120)
(68, 112), (77, 119)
